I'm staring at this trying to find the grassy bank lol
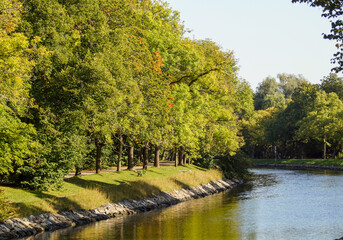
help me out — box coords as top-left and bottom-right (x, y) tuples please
(1, 165), (223, 218)
(252, 158), (343, 167)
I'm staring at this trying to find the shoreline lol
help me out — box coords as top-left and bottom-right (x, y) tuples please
(252, 163), (343, 171)
(0, 178), (243, 240)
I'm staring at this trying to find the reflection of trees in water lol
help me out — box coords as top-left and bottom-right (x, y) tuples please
(131, 195), (241, 240)
(254, 173), (278, 188)
(235, 172), (278, 201)
(34, 192), (243, 240)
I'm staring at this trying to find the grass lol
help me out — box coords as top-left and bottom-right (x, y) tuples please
(0, 164), (223, 218)
(252, 158), (343, 167)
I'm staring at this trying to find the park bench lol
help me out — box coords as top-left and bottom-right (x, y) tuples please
(137, 169), (147, 176)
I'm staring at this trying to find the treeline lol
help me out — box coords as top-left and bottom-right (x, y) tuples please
(0, 0), (254, 190)
(243, 73), (343, 160)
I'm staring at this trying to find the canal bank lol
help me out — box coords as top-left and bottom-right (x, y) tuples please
(253, 163), (343, 171)
(0, 178), (242, 240)
(20, 168), (343, 240)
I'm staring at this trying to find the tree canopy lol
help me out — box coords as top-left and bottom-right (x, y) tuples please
(0, 0), (253, 190)
(292, 0), (343, 72)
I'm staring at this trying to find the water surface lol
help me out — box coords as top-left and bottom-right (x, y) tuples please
(30, 169), (343, 240)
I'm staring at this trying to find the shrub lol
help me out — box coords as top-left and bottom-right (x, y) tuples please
(193, 152), (214, 169)
(218, 151), (251, 179)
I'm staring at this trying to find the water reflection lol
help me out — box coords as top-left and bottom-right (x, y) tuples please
(27, 169), (343, 240)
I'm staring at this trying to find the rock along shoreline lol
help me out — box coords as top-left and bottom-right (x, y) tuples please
(0, 178), (242, 240)
(253, 163), (343, 171)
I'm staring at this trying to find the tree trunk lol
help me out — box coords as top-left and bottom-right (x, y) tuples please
(161, 149), (166, 161)
(174, 148), (178, 167)
(147, 145), (151, 163)
(323, 135), (327, 159)
(117, 134), (123, 171)
(128, 145), (134, 170)
(154, 145), (160, 167)
(75, 167), (83, 176)
(169, 149), (175, 161)
(301, 143), (305, 160)
(95, 137), (103, 174)
(178, 146), (184, 165)
(143, 143), (149, 170)
(167, 150), (172, 161)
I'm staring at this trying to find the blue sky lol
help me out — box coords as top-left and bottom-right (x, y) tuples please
(166, 0), (340, 91)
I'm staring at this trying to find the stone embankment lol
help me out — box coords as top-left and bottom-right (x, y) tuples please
(0, 178), (242, 240)
(253, 163), (343, 171)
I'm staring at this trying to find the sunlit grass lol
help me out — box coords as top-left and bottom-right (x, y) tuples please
(0, 165), (223, 218)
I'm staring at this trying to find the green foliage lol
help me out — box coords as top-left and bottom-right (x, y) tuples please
(296, 91), (343, 158)
(0, 104), (38, 176)
(193, 153), (215, 169)
(292, 0), (343, 72)
(246, 76), (343, 160)
(0, 0), (251, 192)
(254, 74), (307, 110)
(0, 0), (39, 179)
(218, 151), (251, 179)
(234, 79), (254, 120)
(320, 73), (343, 99)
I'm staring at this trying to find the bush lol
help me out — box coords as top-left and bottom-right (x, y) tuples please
(193, 153), (215, 169)
(13, 162), (66, 191)
(218, 151), (251, 179)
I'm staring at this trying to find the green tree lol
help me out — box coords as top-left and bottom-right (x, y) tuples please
(292, 0), (343, 72)
(254, 74), (307, 110)
(278, 73), (307, 99)
(0, 0), (38, 178)
(234, 79), (254, 120)
(254, 77), (284, 110)
(296, 91), (343, 159)
(320, 73), (343, 99)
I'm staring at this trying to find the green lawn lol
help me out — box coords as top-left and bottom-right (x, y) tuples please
(1, 165), (223, 218)
(252, 158), (343, 167)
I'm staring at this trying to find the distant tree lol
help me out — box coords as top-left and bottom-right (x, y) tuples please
(254, 74), (308, 110)
(292, 0), (343, 72)
(241, 108), (279, 158)
(254, 77), (281, 110)
(234, 79), (254, 120)
(320, 73), (343, 100)
(296, 91), (343, 159)
(278, 73), (307, 99)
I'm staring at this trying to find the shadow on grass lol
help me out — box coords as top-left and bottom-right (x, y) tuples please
(190, 165), (207, 171)
(14, 190), (83, 218)
(14, 202), (46, 218)
(145, 169), (164, 175)
(64, 177), (163, 203)
(171, 178), (191, 189)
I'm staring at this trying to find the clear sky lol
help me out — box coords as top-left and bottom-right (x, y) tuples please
(166, 0), (340, 91)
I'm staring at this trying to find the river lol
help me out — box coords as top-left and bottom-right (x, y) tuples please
(29, 168), (343, 240)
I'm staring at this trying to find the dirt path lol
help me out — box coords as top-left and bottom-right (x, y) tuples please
(64, 161), (175, 178)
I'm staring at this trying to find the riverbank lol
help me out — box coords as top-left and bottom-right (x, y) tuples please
(1, 165), (222, 218)
(251, 158), (343, 171)
(0, 178), (242, 239)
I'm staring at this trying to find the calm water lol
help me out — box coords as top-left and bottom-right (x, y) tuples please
(29, 169), (343, 240)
